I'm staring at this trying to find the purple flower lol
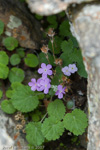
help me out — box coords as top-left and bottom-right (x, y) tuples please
(37, 78), (44, 91)
(28, 78), (37, 91)
(62, 66), (71, 76)
(68, 64), (78, 73)
(55, 85), (66, 99)
(39, 78), (51, 94)
(38, 63), (52, 78)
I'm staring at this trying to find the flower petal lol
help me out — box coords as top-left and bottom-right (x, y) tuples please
(57, 85), (62, 90)
(47, 64), (52, 69)
(38, 68), (44, 74)
(44, 88), (49, 94)
(31, 78), (36, 83)
(28, 82), (34, 87)
(58, 93), (63, 99)
(47, 70), (52, 76)
(31, 86), (37, 91)
(41, 63), (46, 69)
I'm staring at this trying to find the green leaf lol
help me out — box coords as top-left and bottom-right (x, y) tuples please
(59, 20), (71, 37)
(47, 99), (65, 120)
(35, 14), (43, 20)
(1, 99), (16, 114)
(60, 48), (87, 78)
(6, 90), (13, 98)
(24, 54), (39, 68)
(16, 48), (25, 58)
(3, 37), (18, 51)
(10, 54), (21, 66)
(8, 67), (25, 83)
(11, 82), (23, 90)
(11, 85), (39, 112)
(59, 11), (66, 17)
(0, 90), (3, 99)
(48, 36), (62, 54)
(39, 52), (55, 66)
(61, 39), (73, 53)
(47, 16), (58, 29)
(51, 66), (63, 85)
(0, 63), (9, 79)
(0, 20), (4, 35)
(51, 75), (61, 85)
(42, 117), (64, 141)
(63, 109), (88, 136)
(32, 114), (40, 122)
(0, 51), (9, 65)
(25, 122), (44, 146)
(49, 88), (55, 96)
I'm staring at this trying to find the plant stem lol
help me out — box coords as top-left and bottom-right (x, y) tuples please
(40, 112), (48, 123)
(51, 37), (56, 61)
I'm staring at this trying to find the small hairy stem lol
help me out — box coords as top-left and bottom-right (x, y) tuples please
(51, 38), (56, 61)
(40, 112), (48, 123)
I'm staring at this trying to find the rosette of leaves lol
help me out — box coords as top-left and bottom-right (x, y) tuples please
(10, 54), (21, 66)
(1, 99), (16, 114)
(8, 67), (25, 83)
(63, 109), (88, 136)
(0, 51), (9, 79)
(3, 37), (18, 51)
(11, 85), (39, 112)
(24, 53), (39, 67)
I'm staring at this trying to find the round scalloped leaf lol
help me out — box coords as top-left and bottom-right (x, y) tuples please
(0, 63), (9, 79)
(0, 51), (9, 65)
(16, 48), (25, 58)
(63, 109), (88, 136)
(8, 67), (25, 83)
(47, 99), (65, 121)
(1, 99), (16, 114)
(42, 117), (64, 141)
(11, 85), (39, 112)
(0, 20), (4, 35)
(24, 53), (39, 68)
(3, 37), (18, 51)
(25, 122), (44, 146)
(11, 82), (23, 90)
(0, 90), (3, 99)
(10, 54), (21, 66)
(6, 90), (13, 98)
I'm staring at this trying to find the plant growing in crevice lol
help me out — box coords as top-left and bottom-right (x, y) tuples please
(0, 13), (88, 149)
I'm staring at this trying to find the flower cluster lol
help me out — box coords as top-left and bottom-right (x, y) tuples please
(28, 63), (78, 99)
(62, 64), (78, 76)
(28, 63), (52, 94)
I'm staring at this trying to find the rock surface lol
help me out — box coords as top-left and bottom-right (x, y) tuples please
(26, 0), (94, 15)
(0, 0), (42, 49)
